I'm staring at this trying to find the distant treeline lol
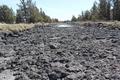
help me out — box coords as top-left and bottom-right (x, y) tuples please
(0, 0), (58, 24)
(71, 0), (120, 21)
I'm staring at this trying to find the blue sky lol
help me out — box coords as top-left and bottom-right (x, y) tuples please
(0, 0), (96, 21)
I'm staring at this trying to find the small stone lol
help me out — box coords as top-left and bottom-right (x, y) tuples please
(48, 73), (58, 80)
(56, 52), (64, 56)
(66, 65), (83, 72)
(107, 55), (116, 60)
(111, 39), (118, 43)
(81, 36), (89, 41)
(49, 43), (60, 49)
(0, 70), (15, 80)
(49, 45), (56, 49)
(66, 72), (85, 80)
(65, 64), (69, 68)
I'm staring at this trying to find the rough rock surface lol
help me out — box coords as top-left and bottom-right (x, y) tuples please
(0, 24), (120, 80)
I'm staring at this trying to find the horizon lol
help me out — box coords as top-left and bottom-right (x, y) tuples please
(0, 0), (96, 21)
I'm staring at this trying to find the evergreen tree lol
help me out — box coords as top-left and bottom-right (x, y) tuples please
(91, 2), (99, 21)
(84, 10), (91, 20)
(106, 0), (111, 20)
(113, 0), (120, 20)
(99, 0), (108, 20)
(77, 15), (82, 21)
(71, 16), (77, 22)
(19, 0), (27, 22)
(0, 5), (15, 23)
(17, 0), (51, 23)
(39, 8), (51, 22)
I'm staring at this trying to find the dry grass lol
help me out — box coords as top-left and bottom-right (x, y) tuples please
(92, 21), (120, 28)
(0, 23), (34, 32)
(75, 21), (120, 28)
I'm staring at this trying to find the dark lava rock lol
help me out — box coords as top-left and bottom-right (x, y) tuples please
(49, 43), (60, 49)
(49, 44), (56, 49)
(48, 69), (69, 80)
(48, 73), (58, 80)
(81, 35), (89, 41)
(66, 63), (84, 73)
(65, 72), (85, 80)
(111, 39), (118, 43)
(0, 24), (119, 80)
(95, 37), (105, 40)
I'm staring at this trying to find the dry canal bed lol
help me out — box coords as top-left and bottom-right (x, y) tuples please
(0, 24), (120, 80)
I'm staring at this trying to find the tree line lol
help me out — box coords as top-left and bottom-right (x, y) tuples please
(71, 0), (120, 21)
(0, 0), (58, 24)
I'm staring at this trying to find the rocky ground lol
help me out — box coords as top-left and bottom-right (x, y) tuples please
(0, 24), (120, 80)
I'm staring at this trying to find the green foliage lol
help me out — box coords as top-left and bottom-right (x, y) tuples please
(0, 5), (15, 23)
(91, 2), (99, 21)
(16, 0), (52, 23)
(106, 0), (111, 20)
(77, 15), (82, 21)
(51, 18), (59, 23)
(84, 10), (91, 20)
(99, 0), (108, 20)
(29, 6), (41, 23)
(39, 8), (51, 22)
(71, 16), (77, 22)
(113, 0), (120, 20)
(72, 0), (112, 21)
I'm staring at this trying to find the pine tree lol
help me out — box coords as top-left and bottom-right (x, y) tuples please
(91, 2), (99, 21)
(0, 5), (15, 23)
(106, 0), (111, 20)
(71, 16), (77, 22)
(17, 0), (51, 23)
(113, 0), (120, 20)
(99, 0), (108, 20)
(84, 10), (91, 20)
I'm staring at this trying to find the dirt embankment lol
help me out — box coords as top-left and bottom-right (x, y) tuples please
(0, 24), (120, 80)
